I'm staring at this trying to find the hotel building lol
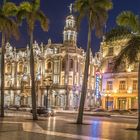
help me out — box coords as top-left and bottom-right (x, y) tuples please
(101, 34), (138, 110)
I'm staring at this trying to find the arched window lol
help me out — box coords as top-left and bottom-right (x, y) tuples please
(77, 61), (79, 72)
(7, 81), (10, 87)
(69, 59), (73, 70)
(62, 59), (65, 71)
(24, 66), (27, 73)
(18, 63), (23, 73)
(47, 62), (52, 69)
(6, 64), (11, 73)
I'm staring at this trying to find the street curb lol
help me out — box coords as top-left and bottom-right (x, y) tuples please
(56, 111), (111, 117)
(56, 111), (137, 119)
(110, 115), (137, 119)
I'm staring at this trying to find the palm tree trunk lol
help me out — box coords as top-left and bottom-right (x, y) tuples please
(29, 32), (38, 120)
(76, 12), (92, 124)
(137, 61), (140, 130)
(0, 33), (5, 117)
(0, 0), (7, 118)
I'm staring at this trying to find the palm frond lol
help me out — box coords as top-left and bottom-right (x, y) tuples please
(32, 0), (40, 11)
(2, 2), (18, 16)
(19, 1), (32, 12)
(36, 10), (49, 31)
(0, 14), (19, 40)
(114, 35), (140, 70)
(105, 26), (132, 42)
(74, 0), (113, 37)
(116, 11), (140, 33)
(94, 0), (113, 10)
(74, 0), (88, 30)
(17, 9), (29, 25)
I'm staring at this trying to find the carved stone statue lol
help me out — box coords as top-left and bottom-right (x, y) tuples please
(69, 3), (73, 14)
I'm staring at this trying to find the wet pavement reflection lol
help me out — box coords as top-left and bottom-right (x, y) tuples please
(0, 113), (140, 140)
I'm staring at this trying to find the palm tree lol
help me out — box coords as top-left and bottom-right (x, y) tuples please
(17, 0), (49, 120)
(111, 11), (140, 130)
(74, 0), (113, 124)
(0, 1), (19, 117)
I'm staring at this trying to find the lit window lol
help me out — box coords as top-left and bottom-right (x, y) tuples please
(107, 81), (113, 90)
(69, 76), (73, 85)
(18, 63), (23, 73)
(119, 81), (126, 90)
(62, 76), (65, 85)
(54, 48), (58, 54)
(133, 80), (138, 90)
(54, 75), (59, 84)
(6, 64), (11, 73)
(47, 62), (51, 69)
(54, 61), (59, 74)
(69, 59), (73, 70)
(62, 59), (65, 71)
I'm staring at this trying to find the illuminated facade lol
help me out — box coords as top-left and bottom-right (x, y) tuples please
(100, 35), (138, 110)
(1, 11), (100, 110)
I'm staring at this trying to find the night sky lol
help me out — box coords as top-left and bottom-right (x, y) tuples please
(1, 0), (140, 54)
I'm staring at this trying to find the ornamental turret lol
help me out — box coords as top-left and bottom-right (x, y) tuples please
(63, 4), (77, 46)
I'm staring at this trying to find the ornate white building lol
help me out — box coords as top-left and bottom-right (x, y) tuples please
(1, 10), (101, 110)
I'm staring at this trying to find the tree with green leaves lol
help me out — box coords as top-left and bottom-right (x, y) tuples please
(17, 0), (49, 120)
(0, 0), (19, 117)
(111, 11), (140, 130)
(74, 0), (113, 124)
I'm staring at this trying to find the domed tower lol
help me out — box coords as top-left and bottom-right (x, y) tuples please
(63, 4), (77, 46)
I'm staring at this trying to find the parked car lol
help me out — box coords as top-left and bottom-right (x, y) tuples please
(92, 108), (107, 112)
(8, 105), (20, 111)
(19, 105), (31, 111)
(31, 107), (55, 117)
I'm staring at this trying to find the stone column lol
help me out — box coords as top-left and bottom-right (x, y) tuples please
(113, 97), (116, 109)
(102, 97), (106, 109)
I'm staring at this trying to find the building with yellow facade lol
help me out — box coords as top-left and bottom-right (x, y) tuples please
(100, 32), (138, 110)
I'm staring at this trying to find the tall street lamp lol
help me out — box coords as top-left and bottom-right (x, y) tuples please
(44, 79), (53, 109)
(36, 74), (41, 106)
(105, 91), (111, 110)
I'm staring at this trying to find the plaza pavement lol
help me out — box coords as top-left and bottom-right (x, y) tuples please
(0, 112), (140, 140)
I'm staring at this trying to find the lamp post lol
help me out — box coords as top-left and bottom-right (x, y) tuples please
(44, 79), (53, 109)
(105, 91), (110, 110)
(72, 84), (76, 109)
(36, 74), (41, 107)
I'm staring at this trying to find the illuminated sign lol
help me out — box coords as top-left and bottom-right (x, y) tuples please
(95, 73), (100, 99)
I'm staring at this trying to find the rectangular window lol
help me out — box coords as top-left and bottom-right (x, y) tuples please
(119, 81), (126, 90)
(69, 76), (73, 85)
(107, 81), (113, 90)
(53, 75), (59, 84)
(133, 80), (138, 90)
(54, 61), (60, 74)
(61, 76), (65, 85)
